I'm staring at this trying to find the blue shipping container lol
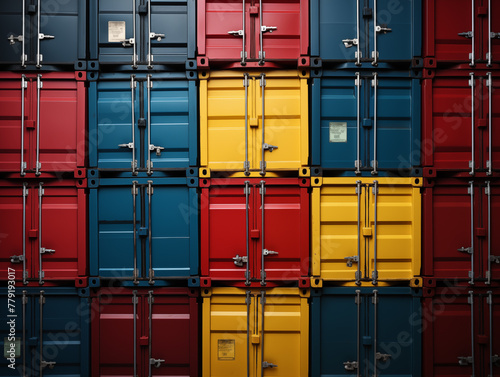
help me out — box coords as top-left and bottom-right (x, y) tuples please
(0, 0), (87, 69)
(310, 0), (421, 66)
(310, 287), (422, 377)
(311, 70), (421, 175)
(89, 0), (196, 67)
(88, 177), (199, 283)
(0, 287), (90, 377)
(88, 72), (198, 173)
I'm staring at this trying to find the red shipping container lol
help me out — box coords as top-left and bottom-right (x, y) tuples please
(200, 178), (309, 286)
(423, 178), (500, 283)
(423, 287), (500, 377)
(0, 178), (87, 285)
(197, 0), (309, 68)
(0, 72), (86, 177)
(91, 288), (199, 377)
(424, 0), (500, 66)
(422, 69), (500, 175)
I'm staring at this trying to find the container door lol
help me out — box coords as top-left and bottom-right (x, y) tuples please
(92, 292), (141, 376)
(428, 0), (479, 63)
(93, 78), (140, 170)
(200, 74), (252, 171)
(313, 180), (367, 281)
(255, 73), (307, 172)
(422, 182), (480, 280)
(93, 183), (139, 279)
(200, 0), (247, 61)
(148, 293), (196, 376)
(423, 76), (478, 171)
(0, 1), (28, 65)
(368, 76), (419, 172)
(368, 0), (418, 63)
(147, 78), (193, 169)
(314, 290), (365, 377)
(316, 75), (361, 169)
(146, 184), (197, 278)
(34, 292), (86, 376)
(204, 290), (256, 377)
(255, 184), (308, 282)
(0, 184), (32, 282)
(33, 183), (85, 282)
(149, 0), (192, 64)
(0, 75), (30, 173)
(485, 181), (500, 281)
(257, 0), (305, 61)
(368, 290), (420, 377)
(37, 0), (83, 65)
(202, 184), (253, 281)
(314, 0), (359, 61)
(489, 0), (500, 64)
(367, 180), (421, 282)
(487, 74), (500, 173)
(484, 292), (500, 377)
(97, 0), (138, 64)
(38, 76), (85, 172)
(0, 289), (32, 375)
(256, 292), (308, 377)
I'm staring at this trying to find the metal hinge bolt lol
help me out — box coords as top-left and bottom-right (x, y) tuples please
(376, 352), (391, 362)
(263, 249), (278, 256)
(345, 255), (359, 267)
(458, 31), (473, 38)
(342, 38), (358, 48)
(150, 358), (165, 368)
(8, 35), (23, 44)
(119, 142), (134, 149)
(491, 255), (500, 264)
(261, 26), (277, 33)
(491, 32), (500, 39)
(458, 247), (472, 254)
(149, 144), (164, 156)
(492, 354), (500, 364)
(10, 255), (24, 264)
(233, 255), (248, 267)
(40, 248), (55, 255)
(228, 30), (244, 36)
(38, 34), (54, 40)
(121, 38), (135, 47)
(41, 360), (56, 369)
(262, 361), (277, 369)
(458, 356), (473, 366)
(263, 143), (278, 152)
(343, 361), (358, 371)
(150, 32), (165, 41)
(375, 25), (392, 33)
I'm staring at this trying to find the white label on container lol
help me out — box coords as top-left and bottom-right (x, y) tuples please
(329, 122), (347, 143)
(108, 21), (126, 42)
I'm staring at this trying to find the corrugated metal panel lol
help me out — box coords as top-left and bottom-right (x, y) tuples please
(200, 178), (309, 284)
(89, 0), (196, 66)
(91, 288), (198, 377)
(311, 0), (421, 64)
(311, 70), (421, 174)
(0, 0), (87, 68)
(0, 287), (89, 376)
(311, 177), (422, 283)
(0, 72), (87, 176)
(0, 180), (87, 285)
(202, 287), (309, 377)
(311, 287), (422, 377)
(89, 177), (199, 281)
(88, 72), (198, 172)
(197, 0), (308, 66)
(199, 70), (309, 174)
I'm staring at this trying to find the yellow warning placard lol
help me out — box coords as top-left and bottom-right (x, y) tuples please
(218, 339), (235, 360)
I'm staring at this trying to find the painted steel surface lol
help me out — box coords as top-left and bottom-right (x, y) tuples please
(88, 72), (198, 172)
(310, 0), (421, 64)
(422, 70), (500, 174)
(197, 0), (308, 66)
(0, 0), (87, 68)
(199, 70), (309, 174)
(311, 177), (422, 283)
(311, 70), (421, 174)
(310, 287), (422, 377)
(89, 0), (196, 67)
(0, 287), (90, 376)
(423, 288), (500, 377)
(423, 179), (500, 283)
(424, 0), (500, 65)
(88, 177), (199, 281)
(200, 178), (309, 284)
(91, 288), (198, 377)
(202, 287), (309, 377)
(0, 72), (87, 176)
(0, 180), (87, 285)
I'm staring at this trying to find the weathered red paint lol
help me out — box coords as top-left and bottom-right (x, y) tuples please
(91, 288), (199, 377)
(200, 178), (309, 285)
(0, 72), (86, 176)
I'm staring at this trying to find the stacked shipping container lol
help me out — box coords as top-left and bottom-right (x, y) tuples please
(0, 1), (497, 376)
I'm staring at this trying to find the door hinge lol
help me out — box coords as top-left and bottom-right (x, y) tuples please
(262, 361), (277, 369)
(345, 255), (359, 267)
(40, 248), (55, 255)
(458, 247), (472, 254)
(343, 361), (358, 371)
(458, 356), (473, 366)
(376, 352), (391, 362)
(150, 358), (165, 368)
(233, 255), (248, 267)
(40, 360), (56, 369)
(263, 249), (278, 256)
(490, 255), (500, 264)
(263, 143), (278, 152)
(10, 255), (24, 264)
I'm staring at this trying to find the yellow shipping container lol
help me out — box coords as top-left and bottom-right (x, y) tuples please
(202, 287), (309, 377)
(311, 177), (422, 286)
(199, 70), (309, 177)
